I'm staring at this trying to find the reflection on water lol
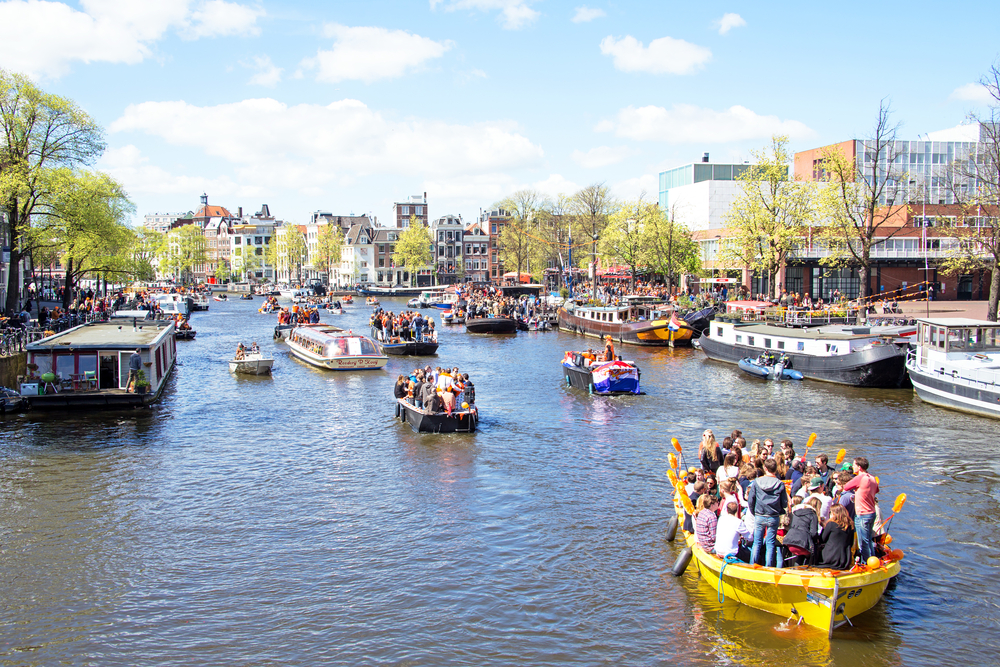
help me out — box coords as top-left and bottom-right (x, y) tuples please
(0, 297), (997, 666)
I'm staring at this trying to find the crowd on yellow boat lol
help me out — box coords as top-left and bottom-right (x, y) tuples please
(680, 431), (887, 571)
(393, 366), (474, 416)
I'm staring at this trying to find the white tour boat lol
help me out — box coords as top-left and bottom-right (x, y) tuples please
(906, 318), (1000, 418)
(229, 352), (274, 375)
(286, 325), (387, 371)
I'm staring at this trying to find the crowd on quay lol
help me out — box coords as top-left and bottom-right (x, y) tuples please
(393, 365), (475, 416)
(682, 430), (883, 571)
(370, 309), (437, 343)
(462, 286), (551, 322)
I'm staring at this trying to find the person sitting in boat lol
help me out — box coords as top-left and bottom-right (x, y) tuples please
(714, 500), (752, 561)
(462, 373), (475, 405)
(235, 343), (246, 360)
(394, 375), (408, 401)
(250, 342), (259, 354)
(178, 317), (192, 330)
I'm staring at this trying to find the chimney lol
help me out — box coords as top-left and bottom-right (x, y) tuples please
(702, 152), (710, 163)
(238, 206), (243, 218)
(423, 191), (427, 202)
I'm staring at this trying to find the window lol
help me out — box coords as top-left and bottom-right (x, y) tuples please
(466, 244), (472, 254)
(716, 326), (723, 337)
(401, 206), (409, 215)
(378, 244), (384, 253)
(255, 237), (262, 244)
(255, 248), (262, 256)
(378, 258), (384, 267)
(438, 246), (445, 256)
(234, 237), (241, 245)
(377, 272), (383, 281)
(748, 336), (755, 346)
(777, 341), (785, 350)
(491, 224), (497, 234)
(764, 338), (771, 348)
(735, 335), (742, 344)
(447, 247), (453, 258)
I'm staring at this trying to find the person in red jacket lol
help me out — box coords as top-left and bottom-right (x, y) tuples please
(843, 456), (879, 562)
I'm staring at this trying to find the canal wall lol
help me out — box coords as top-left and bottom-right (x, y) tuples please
(0, 353), (26, 390)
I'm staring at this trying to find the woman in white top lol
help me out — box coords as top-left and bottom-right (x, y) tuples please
(715, 451), (740, 483)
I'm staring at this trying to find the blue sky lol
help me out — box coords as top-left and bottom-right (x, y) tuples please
(2, 0), (998, 226)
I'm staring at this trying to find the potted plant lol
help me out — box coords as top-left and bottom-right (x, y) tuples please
(135, 370), (150, 395)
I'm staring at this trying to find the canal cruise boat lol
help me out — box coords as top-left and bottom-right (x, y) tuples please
(286, 325), (387, 371)
(906, 317), (1000, 418)
(22, 313), (177, 409)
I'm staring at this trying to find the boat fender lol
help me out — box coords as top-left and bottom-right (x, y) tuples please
(665, 516), (678, 542)
(671, 547), (693, 576)
(395, 402), (401, 418)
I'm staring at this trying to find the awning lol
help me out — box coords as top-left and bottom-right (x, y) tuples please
(502, 271), (533, 283)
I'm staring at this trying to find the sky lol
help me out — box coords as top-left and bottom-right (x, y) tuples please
(1, 0), (999, 227)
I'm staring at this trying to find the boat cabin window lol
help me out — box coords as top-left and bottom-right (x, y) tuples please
(777, 341), (785, 350)
(716, 326), (723, 337)
(32, 354), (53, 378)
(747, 336), (755, 346)
(735, 335), (742, 343)
(797, 342), (805, 351)
(764, 338), (772, 348)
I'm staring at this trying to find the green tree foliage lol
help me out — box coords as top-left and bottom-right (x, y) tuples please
(26, 168), (136, 307)
(276, 226), (307, 284)
(161, 224), (207, 284)
(720, 135), (813, 299)
(816, 102), (908, 298)
(393, 219), (431, 286)
(0, 69), (105, 314)
(940, 62), (1000, 320)
(233, 246), (263, 282)
(315, 223), (344, 284)
(132, 227), (164, 282)
(645, 205), (701, 294)
(599, 198), (655, 291)
(495, 189), (543, 277)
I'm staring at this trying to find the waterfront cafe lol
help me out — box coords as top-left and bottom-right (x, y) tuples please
(22, 312), (176, 408)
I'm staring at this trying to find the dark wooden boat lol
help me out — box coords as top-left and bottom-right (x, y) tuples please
(395, 398), (478, 433)
(174, 329), (197, 340)
(381, 340), (439, 355)
(466, 316), (517, 334)
(557, 298), (677, 346)
(240, 294), (254, 300)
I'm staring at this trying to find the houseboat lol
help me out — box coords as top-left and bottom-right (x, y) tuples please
(286, 325), (387, 371)
(151, 293), (192, 317)
(557, 297), (679, 346)
(906, 318), (1000, 418)
(22, 314), (176, 409)
(698, 318), (911, 387)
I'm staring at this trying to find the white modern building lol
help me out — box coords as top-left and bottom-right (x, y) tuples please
(143, 211), (190, 234)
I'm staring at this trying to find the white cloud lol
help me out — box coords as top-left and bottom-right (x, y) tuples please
(186, 0), (264, 39)
(599, 34), (711, 75)
(571, 145), (634, 168)
(100, 144), (246, 196)
(950, 82), (994, 104)
(613, 174), (658, 201)
(245, 54), (282, 86)
(715, 13), (745, 35)
(430, 0), (539, 30)
(572, 6), (605, 23)
(109, 98), (545, 195)
(598, 103), (814, 143)
(300, 24), (452, 84)
(0, 0), (264, 78)
(533, 174), (581, 199)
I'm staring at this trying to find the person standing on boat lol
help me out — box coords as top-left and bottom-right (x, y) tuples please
(747, 458), (788, 568)
(602, 335), (615, 362)
(843, 457), (879, 563)
(125, 349), (142, 393)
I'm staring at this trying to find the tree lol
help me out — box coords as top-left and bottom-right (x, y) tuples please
(570, 183), (617, 294)
(495, 189), (543, 278)
(816, 102), (908, 298)
(214, 259), (231, 284)
(0, 69), (105, 314)
(161, 224), (207, 284)
(599, 198), (655, 292)
(233, 246), (263, 282)
(315, 223), (344, 285)
(940, 62), (1000, 320)
(132, 227), (164, 281)
(394, 220), (431, 286)
(645, 205), (701, 294)
(25, 168), (136, 307)
(276, 225), (307, 284)
(719, 135), (813, 299)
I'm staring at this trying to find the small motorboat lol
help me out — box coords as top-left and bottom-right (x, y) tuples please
(174, 329), (197, 340)
(229, 352), (274, 375)
(407, 298), (421, 308)
(327, 306), (343, 315)
(562, 352), (642, 395)
(0, 387), (27, 414)
(525, 319), (550, 332)
(441, 308), (465, 325)
(213, 295), (228, 302)
(366, 297), (381, 307)
(341, 295), (354, 304)
(381, 338), (439, 356)
(240, 294), (254, 300)
(738, 354), (804, 380)
(395, 398), (478, 433)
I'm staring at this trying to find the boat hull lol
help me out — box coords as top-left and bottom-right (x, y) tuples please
(557, 308), (682, 346)
(287, 343), (387, 370)
(670, 493), (899, 634)
(562, 360), (641, 395)
(700, 333), (907, 387)
(382, 341), (439, 356)
(466, 317), (518, 334)
(396, 399), (478, 433)
(907, 360), (1000, 419)
(229, 357), (274, 375)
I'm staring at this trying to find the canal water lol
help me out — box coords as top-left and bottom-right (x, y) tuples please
(1, 297), (997, 666)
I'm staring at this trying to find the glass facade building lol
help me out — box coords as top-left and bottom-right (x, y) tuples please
(658, 163), (751, 210)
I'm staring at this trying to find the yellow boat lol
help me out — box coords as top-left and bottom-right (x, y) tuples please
(666, 441), (903, 636)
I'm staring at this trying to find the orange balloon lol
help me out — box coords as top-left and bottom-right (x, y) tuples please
(892, 549), (904, 560)
(866, 556), (882, 569)
(882, 534), (893, 546)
